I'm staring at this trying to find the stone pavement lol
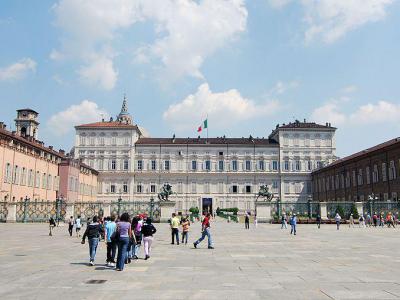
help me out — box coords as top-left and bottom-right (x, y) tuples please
(1, 221), (400, 300)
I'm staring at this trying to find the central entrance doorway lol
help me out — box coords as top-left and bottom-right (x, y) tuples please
(202, 198), (212, 214)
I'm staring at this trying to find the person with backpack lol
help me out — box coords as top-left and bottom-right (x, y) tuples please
(141, 218), (157, 260)
(81, 216), (102, 266)
(290, 214), (297, 235)
(68, 216), (74, 237)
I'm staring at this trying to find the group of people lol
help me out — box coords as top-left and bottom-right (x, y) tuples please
(169, 212), (214, 249)
(69, 212), (157, 271)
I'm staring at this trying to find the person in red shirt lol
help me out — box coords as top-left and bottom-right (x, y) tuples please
(193, 213), (214, 249)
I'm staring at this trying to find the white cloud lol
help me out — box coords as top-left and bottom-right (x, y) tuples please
(340, 85), (358, 94)
(47, 100), (109, 136)
(163, 83), (280, 132)
(0, 58), (37, 81)
(302, 0), (394, 44)
(310, 100), (400, 126)
(268, 0), (394, 44)
(78, 56), (118, 91)
(53, 0), (247, 87)
(137, 0), (248, 81)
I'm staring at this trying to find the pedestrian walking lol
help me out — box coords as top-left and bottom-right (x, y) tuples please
(373, 213), (378, 227)
(379, 214), (385, 228)
(170, 213), (180, 245)
(194, 213), (214, 249)
(244, 213), (250, 229)
(254, 214), (258, 228)
(316, 214), (321, 229)
(359, 215), (365, 228)
(290, 214), (297, 235)
(349, 214), (354, 228)
(387, 213), (395, 228)
(116, 213), (132, 271)
(68, 216), (74, 236)
(141, 218), (157, 260)
(335, 213), (341, 230)
(75, 215), (82, 237)
(49, 217), (56, 236)
(281, 213), (287, 229)
(181, 216), (190, 244)
(104, 215), (117, 267)
(81, 216), (102, 266)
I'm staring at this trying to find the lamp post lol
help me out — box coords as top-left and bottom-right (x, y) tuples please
(150, 196), (155, 219)
(368, 193), (378, 216)
(23, 196), (29, 223)
(117, 191), (122, 217)
(307, 195), (313, 219)
(56, 195), (63, 226)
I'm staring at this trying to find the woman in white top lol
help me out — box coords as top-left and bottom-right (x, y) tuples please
(335, 213), (341, 230)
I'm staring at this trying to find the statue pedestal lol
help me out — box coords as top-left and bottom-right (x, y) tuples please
(255, 201), (272, 223)
(160, 201), (176, 223)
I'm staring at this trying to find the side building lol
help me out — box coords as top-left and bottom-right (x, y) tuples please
(312, 137), (400, 202)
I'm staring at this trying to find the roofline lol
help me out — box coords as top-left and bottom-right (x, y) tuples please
(16, 108), (39, 114)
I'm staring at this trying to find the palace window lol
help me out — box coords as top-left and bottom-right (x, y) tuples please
(191, 160), (197, 171)
(137, 160), (143, 170)
(218, 160), (224, 171)
(151, 160), (156, 170)
(205, 160), (211, 171)
(284, 160), (289, 171)
(111, 160), (116, 170)
(366, 167), (371, 184)
(164, 160), (170, 171)
(232, 160), (238, 171)
(150, 184), (156, 193)
(245, 185), (252, 193)
(307, 161), (312, 171)
(124, 159), (129, 170)
(373, 165), (379, 183)
(389, 160), (396, 180)
(382, 163), (387, 182)
(295, 160), (301, 171)
(245, 160), (251, 171)
(357, 169), (363, 186)
(272, 161), (278, 171)
(13, 165), (19, 184)
(110, 184), (116, 193)
(232, 185), (238, 193)
(258, 160), (265, 171)
(123, 183), (128, 193)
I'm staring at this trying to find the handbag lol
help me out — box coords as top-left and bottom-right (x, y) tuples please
(110, 226), (120, 242)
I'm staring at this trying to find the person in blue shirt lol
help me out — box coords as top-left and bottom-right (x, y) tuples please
(290, 214), (297, 235)
(104, 215), (117, 267)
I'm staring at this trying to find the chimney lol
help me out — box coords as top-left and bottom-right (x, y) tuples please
(49, 146), (53, 150)
(59, 149), (65, 155)
(303, 118), (306, 123)
(12, 131), (16, 136)
(326, 122), (328, 126)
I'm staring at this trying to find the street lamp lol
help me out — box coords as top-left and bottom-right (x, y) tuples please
(150, 196), (155, 219)
(117, 189), (122, 217)
(368, 193), (379, 216)
(23, 196), (29, 223)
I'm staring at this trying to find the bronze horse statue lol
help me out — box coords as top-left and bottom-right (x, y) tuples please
(158, 183), (173, 201)
(256, 185), (274, 202)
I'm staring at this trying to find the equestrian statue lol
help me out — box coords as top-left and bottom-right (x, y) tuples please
(256, 185), (274, 202)
(158, 183), (173, 201)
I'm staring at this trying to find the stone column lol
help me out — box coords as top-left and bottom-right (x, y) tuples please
(6, 203), (17, 223)
(255, 201), (272, 223)
(355, 202), (363, 217)
(65, 203), (75, 221)
(160, 201), (176, 223)
(319, 202), (328, 220)
(103, 202), (111, 217)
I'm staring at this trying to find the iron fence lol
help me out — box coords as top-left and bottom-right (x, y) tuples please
(0, 202), (7, 222)
(326, 202), (354, 219)
(15, 199), (66, 222)
(363, 201), (400, 217)
(271, 201), (320, 218)
(110, 201), (160, 222)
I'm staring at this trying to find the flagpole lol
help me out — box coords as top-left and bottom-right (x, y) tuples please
(206, 113), (208, 142)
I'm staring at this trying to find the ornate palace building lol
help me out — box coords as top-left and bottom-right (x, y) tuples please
(74, 98), (337, 213)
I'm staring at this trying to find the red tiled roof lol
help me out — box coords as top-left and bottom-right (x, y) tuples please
(75, 121), (138, 129)
(313, 137), (400, 173)
(135, 137), (279, 146)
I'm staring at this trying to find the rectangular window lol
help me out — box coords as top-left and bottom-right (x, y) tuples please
(272, 161), (278, 171)
(124, 160), (129, 170)
(295, 160), (301, 171)
(373, 165), (379, 183)
(284, 161), (289, 171)
(245, 185), (251, 193)
(366, 167), (371, 184)
(136, 185), (142, 193)
(284, 182), (290, 194)
(382, 163), (387, 181)
(205, 160), (211, 171)
(389, 160), (396, 180)
(272, 181), (278, 190)
(110, 184), (116, 193)
(232, 185), (238, 193)
(258, 160), (265, 171)
(48, 175), (52, 190)
(164, 160), (170, 170)
(111, 160), (116, 170)
(232, 160), (238, 171)
(218, 160), (224, 171)
(245, 160), (251, 171)
(191, 160), (197, 170)
(123, 183), (128, 193)
(137, 160), (143, 170)
(307, 161), (312, 171)
(151, 160), (156, 170)
(150, 184), (156, 193)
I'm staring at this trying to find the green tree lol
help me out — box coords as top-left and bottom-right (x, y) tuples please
(349, 203), (359, 219)
(336, 205), (345, 218)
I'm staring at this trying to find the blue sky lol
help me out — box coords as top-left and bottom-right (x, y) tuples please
(0, 0), (399, 157)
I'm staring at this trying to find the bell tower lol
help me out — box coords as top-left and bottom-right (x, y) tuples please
(15, 108), (39, 139)
(116, 95), (133, 124)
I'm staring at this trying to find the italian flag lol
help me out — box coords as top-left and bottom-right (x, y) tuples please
(197, 119), (208, 133)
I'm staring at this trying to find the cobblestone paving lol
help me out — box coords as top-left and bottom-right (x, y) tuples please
(1, 222), (400, 299)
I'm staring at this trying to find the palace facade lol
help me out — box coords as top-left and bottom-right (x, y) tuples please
(74, 99), (337, 213)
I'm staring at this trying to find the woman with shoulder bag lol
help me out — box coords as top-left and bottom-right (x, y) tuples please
(141, 218), (157, 260)
(116, 213), (133, 271)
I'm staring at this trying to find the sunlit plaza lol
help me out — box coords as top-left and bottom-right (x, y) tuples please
(1, 221), (400, 300)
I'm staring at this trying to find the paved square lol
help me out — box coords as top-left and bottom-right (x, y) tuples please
(1, 221), (400, 299)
